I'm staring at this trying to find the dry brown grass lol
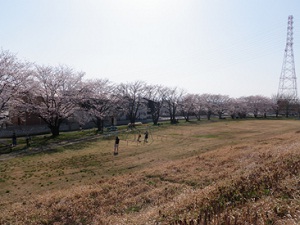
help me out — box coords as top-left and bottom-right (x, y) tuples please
(0, 120), (299, 224)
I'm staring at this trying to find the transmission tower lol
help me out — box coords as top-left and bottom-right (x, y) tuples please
(277, 15), (298, 101)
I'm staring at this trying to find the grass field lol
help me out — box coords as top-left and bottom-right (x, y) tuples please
(0, 120), (299, 224)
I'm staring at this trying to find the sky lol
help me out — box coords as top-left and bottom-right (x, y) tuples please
(1, 0), (300, 98)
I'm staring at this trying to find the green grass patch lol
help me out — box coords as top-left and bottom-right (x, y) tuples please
(126, 205), (142, 213)
(193, 134), (218, 138)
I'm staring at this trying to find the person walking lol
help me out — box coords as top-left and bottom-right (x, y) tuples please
(144, 131), (148, 143)
(26, 135), (31, 148)
(137, 133), (141, 142)
(12, 132), (17, 147)
(114, 136), (120, 155)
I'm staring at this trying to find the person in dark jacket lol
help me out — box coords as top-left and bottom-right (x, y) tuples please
(144, 131), (148, 143)
(114, 136), (120, 155)
(12, 132), (17, 147)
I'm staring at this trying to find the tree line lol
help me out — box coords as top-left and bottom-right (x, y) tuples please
(0, 49), (297, 136)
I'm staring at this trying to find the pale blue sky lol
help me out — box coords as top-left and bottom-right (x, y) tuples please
(1, 0), (300, 98)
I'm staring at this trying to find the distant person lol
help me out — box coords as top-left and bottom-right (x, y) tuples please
(12, 132), (17, 147)
(137, 133), (141, 142)
(26, 135), (31, 148)
(144, 131), (148, 143)
(114, 136), (120, 155)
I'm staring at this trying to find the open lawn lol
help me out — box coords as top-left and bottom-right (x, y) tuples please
(0, 120), (299, 224)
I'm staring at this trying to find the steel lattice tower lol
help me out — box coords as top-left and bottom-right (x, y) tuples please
(277, 15), (298, 101)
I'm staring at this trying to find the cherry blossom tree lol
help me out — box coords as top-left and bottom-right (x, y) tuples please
(0, 50), (31, 126)
(271, 94), (280, 117)
(200, 94), (232, 119)
(191, 94), (205, 121)
(201, 94), (214, 120)
(144, 85), (168, 125)
(235, 97), (248, 118)
(79, 79), (117, 132)
(227, 98), (240, 119)
(211, 94), (231, 119)
(276, 93), (298, 117)
(23, 65), (84, 136)
(244, 95), (273, 118)
(164, 87), (185, 124)
(179, 94), (196, 122)
(116, 81), (147, 124)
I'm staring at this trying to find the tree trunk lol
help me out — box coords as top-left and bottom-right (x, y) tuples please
(194, 112), (201, 121)
(96, 118), (104, 133)
(153, 119), (158, 125)
(207, 111), (212, 120)
(218, 112), (222, 119)
(129, 113), (136, 124)
(185, 114), (189, 122)
(171, 118), (177, 124)
(170, 114), (177, 124)
(152, 114), (159, 125)
(285, 104), (290, 118)
(50, 126), (60, 137)
(275, 109), (279, 117)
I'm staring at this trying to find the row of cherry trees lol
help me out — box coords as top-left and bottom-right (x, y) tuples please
(0, 49), (285, 136)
